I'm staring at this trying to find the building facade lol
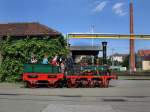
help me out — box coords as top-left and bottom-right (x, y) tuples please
(109, 53), (127, 64)
(137, 50), (150, 71)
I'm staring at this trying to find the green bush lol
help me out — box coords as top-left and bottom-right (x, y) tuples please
(0, 37), (68, 82)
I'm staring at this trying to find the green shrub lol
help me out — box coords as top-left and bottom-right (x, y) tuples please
(0, 37), (68, 82)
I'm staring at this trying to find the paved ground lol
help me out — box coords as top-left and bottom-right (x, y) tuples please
(0, 79), (150, 112)
(119, 76), (150, 80)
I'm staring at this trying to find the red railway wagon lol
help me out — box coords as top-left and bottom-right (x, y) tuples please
(23, 64), (65, 88)
(22, 64), (117, 88)
(23, 73), (64, 88)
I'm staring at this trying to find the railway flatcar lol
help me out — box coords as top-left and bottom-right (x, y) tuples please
(23, 64), (64, 88)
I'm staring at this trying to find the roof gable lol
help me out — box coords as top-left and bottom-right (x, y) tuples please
(0, 22), (61, 37)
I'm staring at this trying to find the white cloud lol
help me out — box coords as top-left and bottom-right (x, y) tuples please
(93, 1), (108, 13)
(112, 2), (127, 16)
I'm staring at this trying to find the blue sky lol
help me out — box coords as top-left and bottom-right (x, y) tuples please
(0, 0), (150, 55)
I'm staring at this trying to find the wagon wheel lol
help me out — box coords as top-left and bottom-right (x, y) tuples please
(86, 81), (90, 88)
(67, 83), (78, 88)
(47, 83), (57, 88)
(88, 81), (94, 88)
(105, 80), (110, 88)
(47, 83), (53, 88)
(96, 81), (102, 88)
(33, 84), (38, 88)
(100, 81), (105, 88)
(102, 79), (109, 88)
(26, 82), (38, 88)
(54, 81), (59, 88)
(47, 81), (53, 88)
(91, 81), (99, 88)
(67, 80), (71, 88)
(67, 80), (78, 88)
(77, 80), (82, 88)
(59, 79), (66, 88)
(91, 80), (101, 88)
(82, 81), (89, 88)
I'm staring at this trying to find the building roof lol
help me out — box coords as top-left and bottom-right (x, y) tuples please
(138, 49), (150, 57)
(0, 22), (61, 37)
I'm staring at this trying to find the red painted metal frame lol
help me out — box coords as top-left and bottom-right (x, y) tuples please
(66, 74), (117, 88)
(23, 73), (64, 88)
(23, 73), (117, 88)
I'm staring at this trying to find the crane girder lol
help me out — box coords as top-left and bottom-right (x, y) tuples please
(68, 34), (150, 40)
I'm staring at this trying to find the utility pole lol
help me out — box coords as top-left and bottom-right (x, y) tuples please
(130, 0), (136, 73)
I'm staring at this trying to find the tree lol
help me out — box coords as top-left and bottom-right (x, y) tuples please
(122, 55), (130, 69)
